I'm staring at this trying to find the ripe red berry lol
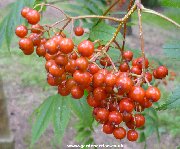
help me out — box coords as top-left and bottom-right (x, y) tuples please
(21, 7), (31, 18)
(93, 72), (105, 87)
(134, 114), (145, 128)
(123, 51), (133, 61)
(87, 94), (100, 107)
(36, 44), (46, 57)
(145, 72), (152, 83)
(45, 53), (56, 61)
(75, 57), (89, 71)
(115, 76), (133, 95)
(49, 64), (64, 77)
(93, 87), (107, 101)
(88, 63), (100, 74)
(74, 26), (84, 36)
(128, 86), (145, 103)
(47, 73), (61, 86)
(65, 60), (76, 74)
(55, 54), (68, 66)
(119, 62), (129, 72)
(103, 122), (115, 134)
(145, 86), (161, 102)
(45, 60), (56, 72)
(59, 38), (74, 54)
(45, 39), (58, 55)
(19, 38), (34, 55)
(155, 66), (168, 79)
(108, 111), (122, 125)
(15, 25), (28, 38)
(130, 66), (142, 75)
(122, 112), (132, 122)
(58, 82), (70, 96)
(71, 85), (84, 99)
(132, 57), (149, 69)
(65, 78), (77, 92)
(113, 127), (126, 139)
(100, 57), (111, 66)
(31, 24), (44, 34)
(73, 70), (91, 86)
(78, 40), (94, 57)
(105, 73), (117, 87)
(96, 108), (109, 123)
(26, 9), (40, 25)
(127, 130), (138, 141)
(29, 33), (41, 46)
(119, 98), (134, 113)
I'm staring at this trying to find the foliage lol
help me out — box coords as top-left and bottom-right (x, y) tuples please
(0, 0), (34, 50)
(30, 94), (71, 146)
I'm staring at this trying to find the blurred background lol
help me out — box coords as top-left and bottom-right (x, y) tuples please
(0, 0), (180, 149)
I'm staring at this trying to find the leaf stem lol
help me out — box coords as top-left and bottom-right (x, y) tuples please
(142, 6), (180, 28)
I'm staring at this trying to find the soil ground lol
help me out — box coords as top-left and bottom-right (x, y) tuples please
(0, 1), (180, 149)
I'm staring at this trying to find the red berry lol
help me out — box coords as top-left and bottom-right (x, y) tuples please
(87, 94), (100, 107)
(130, 66), (142, 75)
(58, 82), (70, 96)
(29, 33), (41, 46)
(78, 40), (94, 57)
(96, 108), (109, 123)
(145, 72), (152, 83)
(123, 51), (133, 61)
(105, 73), (117, 87)
(71, 85), (84, 99)
(128, 86), (145, 103)
(45, 60), (56, 72)
(49, 64), (64, 77)
(45, 39), (58, 55)
(155, 66), (168, 79)
(59, 38), (74, 54)
(75, 57), (89, 71)
(132, 57), (149, 69)
(115, 76), (133, 95)
(93, 72), (105, 87)
(134, 114), (145, 128)
(88, 63), (100, 74)
(74, 26), (84, 36)
(19, 38), (34, 55)
(119, 62), (129, 72)
(55, 54), (68, 66)
(45, 53), (56, 61)
(73, 70), (91, 86)
(26, 9), (40, 25)
(108, 111), (122, 125)
(122, 112), (132, 122)
(93, 87), (107, 101)
(127, 130), (138, 141)
(36, 44), (46, 57)
(145, 86), (161, 102)
(103, 122), (115, 134)
(15, 25), (28, 38)
(113, 127), (126, 139)
(31, 24), (44, 34)
(119, 98), (134, 113)
(21, 7), (31, 18)
(66, 78), (77, 92)
(100, 57), (111, 66)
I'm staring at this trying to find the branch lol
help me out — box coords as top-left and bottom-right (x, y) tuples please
(142, 7), (180, 28)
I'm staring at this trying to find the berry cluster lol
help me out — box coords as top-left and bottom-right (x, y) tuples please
(15, 7), (168, 142)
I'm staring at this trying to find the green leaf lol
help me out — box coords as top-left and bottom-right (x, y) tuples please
(53, 96), (71, 145)
(156, 85), (180, 110)
(163, 40), (180, 60)
(0, 0), (35, 49)
(68, 96), (93, 127)
(31, 94), (56, 145)
(160, 0), (180, 8)
(89, 22), (122, 43)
